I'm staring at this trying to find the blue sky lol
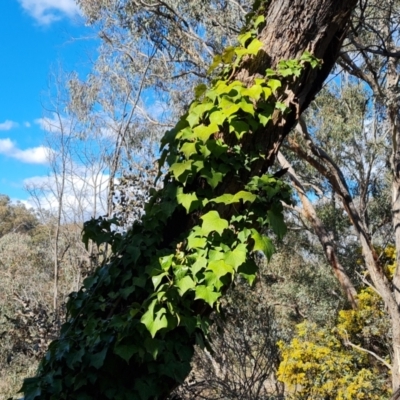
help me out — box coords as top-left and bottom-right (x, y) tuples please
(0, 0), (96, 201)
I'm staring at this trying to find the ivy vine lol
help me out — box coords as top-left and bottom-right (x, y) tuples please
(22, 2), (321, 399)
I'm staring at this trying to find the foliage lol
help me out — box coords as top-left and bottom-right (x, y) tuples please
(0, 195), (38, 238)
(277, 287), (391, 399)
(21, 3), (323, 397)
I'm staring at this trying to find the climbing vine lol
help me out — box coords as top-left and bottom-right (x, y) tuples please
(22, 2), (321, 399)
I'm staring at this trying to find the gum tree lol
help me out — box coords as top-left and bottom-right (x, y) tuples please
(22, 1), (357, 399)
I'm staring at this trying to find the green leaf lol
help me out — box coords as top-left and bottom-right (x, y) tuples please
(180, 142), (197, 159)
(141, 301), (169, 338)
(207, 140), (228, 157)
(186, 112), (200, 128)
(229, 120), (249, 138)
(267, 206), (287, 239)
(114, 344), (137, 363)
(254, 15), (265, 28)
(144, 337), (160, 360)
(268, 78), (281, 93)
(213, 190), (256, 205)
(170, 160), (193, 181)
(238, 99), (254, 115)
(238, 260), (258, 285)
(195, 285), (221, 307)
(221, 46), (236, 63)
(242, 84), (263, 100)
(177, 191), (199, 213)
(247, 38), (263, 55)
(259, 112), (272, 126)
(176, 275), (196, 296)
(201, 169), (224, 189)
(187, 235), (207, 249)
(152, 272), (168, 290)
(212, 193), (235, 204)
(238, 32), (252, 46)
(219, 97), (240, 117)
(223, 243), (247, 269)
(201, 211), (229, 235)
(208, 54), (222, 74)
(250, 229), (275, 260)
(193, 123), (219, 142)
(209, 110), (227, 126)
(234, 190), (257, 203)
(275, 102), (288, 113)
(194, 83), (207, 98)
(90, 347), (107, 369)
(159, 254), (174, 271)
(190, 255), (208, 275)
(120, 285), (135, 299)
(208, 259), (234, 278)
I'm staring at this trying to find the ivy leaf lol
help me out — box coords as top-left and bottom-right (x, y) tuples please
(195, 285), (221, 307)
(207, 139), (228, 157)
(141, 301), (169, 338)
(159, 254), (174, 271)
(238, 260), (258, 285)
(194, 83), (207, 99)
(201, 169), (224, 189)
(120, 285), (135, 299)
(191, 255), (208, 275)
(176, 275), (196, 296)
(193, 123), (219, 142)
(90, 347), (108, 369)
(250, 229), (275, 260)
(254, 15), (265, 28)
(186, 112), (200, 128)
(212, 193), (234, 204)
(247, 38), (263, 55)
(213, 190), (256, 205)
(259, 112), (272, 126)
(208, 259), (234, 278)
(152, 272), (168, 290)
(114, 344), (137, 363)
(238, 31), (252, 46)
(267, 207), (287, 239)
(180, 142), (197, 159)
(207, 54), (222, 74)
(224, 243), (247, 269)
(275, 102), (288, 113)
(201, 211), (229, 235)
(177, 191), (199, 213)
(234, 190), (257, 203)
(222, 46), (236, 63)
(187, 235), (207, 249)
(209, 110), (228, 126)
(229, 120), (249, 138)
(170, 160), (193, 181)
(219, 97), (240, 117)
(242, 84), (263, 101)
(268, 78), (282, 93)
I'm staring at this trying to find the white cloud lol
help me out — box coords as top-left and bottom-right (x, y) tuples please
(0, 138), (50, 164)
(35, 113), (71, 133)
(24, 170), (110, 222)
(17, 0), (80, 25)
(0, 120), (19, 131)
(24, 122), (32, 128)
